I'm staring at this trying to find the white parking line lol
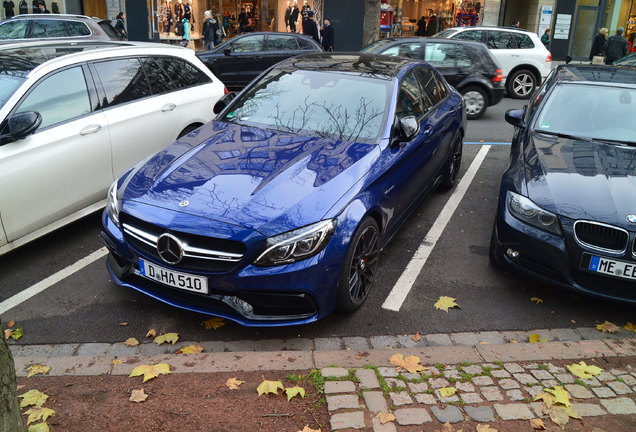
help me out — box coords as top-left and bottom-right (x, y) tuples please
(0, 247), (108, 316)
(381, 145), (492, 311)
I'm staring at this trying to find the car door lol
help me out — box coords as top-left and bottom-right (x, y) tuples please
(378, 41), (423, 59)
(422, 42), (471, 88)
(0, 65), (111, 242)
(263, 34), (303, 69)
(209, 34), (265, 88)
(91, 57), (184, 177)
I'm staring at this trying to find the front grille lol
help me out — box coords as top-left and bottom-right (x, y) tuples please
(120, 213), (246, 273)
(573, 221), (628, 252)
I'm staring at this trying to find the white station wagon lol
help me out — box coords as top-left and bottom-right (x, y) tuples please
(0, 41), (226, 255)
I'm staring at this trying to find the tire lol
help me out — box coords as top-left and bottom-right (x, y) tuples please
(177, 123), (202, 139)
(461, 86), (488, 120)
(507, 69), (536, 99)
(335, 217), (380, 312)
(489, 221), (500, 266)
(438, 134), (463, 191)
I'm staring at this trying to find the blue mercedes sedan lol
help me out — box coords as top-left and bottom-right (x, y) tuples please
(490, 64), (636, 304)
(101, 53), (466, 326)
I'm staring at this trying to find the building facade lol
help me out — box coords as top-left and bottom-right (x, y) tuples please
(1, 0), (125, 21)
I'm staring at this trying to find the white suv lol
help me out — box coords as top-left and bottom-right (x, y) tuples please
(435, 26), (552, 99)
(0, 41), (225, 255)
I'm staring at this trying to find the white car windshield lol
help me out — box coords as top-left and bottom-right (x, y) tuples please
(222, 69), (391, 144)
(535, 83), (636, 144)
(0, 55), (30, 109)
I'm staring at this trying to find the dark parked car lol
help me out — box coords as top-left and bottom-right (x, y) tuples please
(196, 32), (322, 91)
(361, 37), (504, 119)
(490, 64), (636, 304)
(0, 14), (125, 44)
(101, 53), (466, 326)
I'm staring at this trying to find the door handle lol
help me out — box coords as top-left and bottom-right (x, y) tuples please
(422, 126), (434, 136)
(161, 103), (177, 112)
(80, 124), (101, 135)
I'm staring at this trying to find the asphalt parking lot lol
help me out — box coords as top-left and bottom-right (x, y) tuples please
(1, 98), (633, 345)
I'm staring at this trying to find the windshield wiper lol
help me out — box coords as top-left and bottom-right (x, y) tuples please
(535, 130), (592, 142)
(592, 137), (636, 146)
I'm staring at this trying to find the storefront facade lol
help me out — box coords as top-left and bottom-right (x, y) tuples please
(1, 0), (124, 21)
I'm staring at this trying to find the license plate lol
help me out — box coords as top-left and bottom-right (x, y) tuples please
(138, 259), (208, 294)
(587, 255), (636, 281)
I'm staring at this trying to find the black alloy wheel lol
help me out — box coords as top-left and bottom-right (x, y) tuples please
(336, 218), (380, 312)
(438, 135), (463, 191)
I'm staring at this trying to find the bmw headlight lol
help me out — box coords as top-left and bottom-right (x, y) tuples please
(106, 180), (121, 226)
(508, 191), (561, 235)
(254, 220), (336, 266)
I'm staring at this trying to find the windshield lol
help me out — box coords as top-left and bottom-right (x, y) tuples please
(221, 69), (391, 144)
(615, 53), (636, 66)
(535, 83), (636, 144)
(0, 54), (33, 108)
(433, 29), (457, 38)
(360, 39), (394, 53)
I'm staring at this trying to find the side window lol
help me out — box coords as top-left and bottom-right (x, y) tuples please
(0, 20), (28, 39)
(416, 68), (446, 105)
(154, 57), (211, 88)
(424, 43), (471, 68)
(266, 35), (299, 51)
(16, 67), (91, 129)
(93, 58), (152, 107)
(141, 58), (176, 94)
(396, 71), (426, 119)
(297, 37), (317, 50)
(382, 42), (421, 59)
(229, 35), (264, 52)
(487, 31), (519, 49)
(516, 33), (535, 49)
(525, 68), (556, 121)
(67, 21), (91, 36)
(452, 30), (483, 42)
(29, 20), (69, 38)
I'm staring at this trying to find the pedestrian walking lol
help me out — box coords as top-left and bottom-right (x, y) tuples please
(541, 28), (551, 49)
(589, 28), (608, 62)
(202, 10), (217, 50)
(604, 27), (628, 65)
(115, 12), (127, 39)
(302, 10), (320, 44)
(180, 17), (190, 47)
(415, 16), (426, 36)
(321, 18), (334, 51)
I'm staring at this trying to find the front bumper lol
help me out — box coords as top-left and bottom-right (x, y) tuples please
(492, 198), (636, 304)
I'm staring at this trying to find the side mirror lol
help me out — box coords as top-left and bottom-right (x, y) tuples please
(505, 109), (526, 128)
(213, 92), (237, 114)
(399, 116), (419, 140)
(223, 48), (231, 56)
(0, 111), (42, 143)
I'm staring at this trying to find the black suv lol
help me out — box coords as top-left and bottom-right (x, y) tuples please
(0, 14), (124, 44)
(361, 37), (504, 119)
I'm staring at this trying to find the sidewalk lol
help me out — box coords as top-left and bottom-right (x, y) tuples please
(10, 327), (636, 431)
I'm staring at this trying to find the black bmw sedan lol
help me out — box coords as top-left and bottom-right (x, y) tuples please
(490, 64), (636, 304)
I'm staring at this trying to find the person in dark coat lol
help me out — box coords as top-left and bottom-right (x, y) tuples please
(302, 10), (320, 44)
(589, 27), (608, 61)
(115, 12), (127, 39)
(202, 10), (216, 50)
(415, 16), (426, 36)
(604, 27), (629, 64)
(321, 18), (334, 51)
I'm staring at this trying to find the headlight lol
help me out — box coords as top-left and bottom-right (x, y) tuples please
(106, 180), (121, 226)
(508, 191), (561, 235)
(254, 220), (336, 266)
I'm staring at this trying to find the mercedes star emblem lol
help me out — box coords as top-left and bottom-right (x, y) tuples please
(179, 200), (189, 207)
(156, 233), (183, 264)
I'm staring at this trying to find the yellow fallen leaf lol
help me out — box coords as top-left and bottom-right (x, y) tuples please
(545, 386), (570, 407)
(146, 328), (157, 338)
(175, 344), (204, 354)
(124, 338), (139, 347)
(530, 297), (544, 304)
(479, 341), (489, 344)
(434, 296), (460, 312)
(4, 329), (14, 339)
(476, 425), (498, 432)
(257, 378), (284, 396)
(625, 322), (636, 333)
(439, 387), (457, 397)
(437, 422), (461, 432)
(18, 390), (49, 408)
(375, 412), (396, 424)
(7, 327), (23, 340)
(226, 377), (245, 390)
(595, 321), (620, 333)
(203, 317), (226, 330)
(7, 319), (15, 328)
(27, 423), (50, 432)
(411, 332), (422, 342)
(285, 386), (306, 401)
(509, 339), (519, 343)
(26, 364), (51, 378)
(112, 359), (124, 365)
(298, 426), (320, 432)
(129, 389), (148, 403)
(567, 361), (603, 379)
(548, 405), (570, 430)
(534, 391), (556, 407)
(24, 407), (55, 425)
(154, 332), (179, 345)
(529, 334), (547, 343)
(389, 353), (427, 374)
(564, 406), (581, 419)
(530, 418), (546, 430)
(129, 363), (171, 382)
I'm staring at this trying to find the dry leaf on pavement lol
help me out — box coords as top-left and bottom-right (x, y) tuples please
(528, 334), (547, 343)
(548, 405), (571, 429)
(226, 377), (245, 390)
(27, 423), (50, 432)
(118, 322), (128, 326)
(112, 359), (124, 365)
(129, 389), (148, 403)
(203, 317), (226, 330)
(18, 389), (49, 408)
(129, 363), (171, 382)
(389, 353), (427, 374)
(297, 426), (320, 432)
(434, 296), (460, 312)
(26, 364), (51, 378)
(476, 424), (498, 432)
(24, 407), (55, 425)
(530, 297), (543, 304)
(7, 319), (15, 328)
(124, 338), (139, 347)
(145, 328), (157, 338)
(411, 332), (422, 342)
(257, 378), (284, 396)
(567, 361), (603, 379)
(545, 386), (571, 407)
(625, 322), (636, 333)
(530, 418), (546, 429)
(595, 321), (620, 333)
(375, 412), (396, 424)
(436, 421), (462, 432)
(154, 332), (179, 345)
(175, 345), (204, 354)
(285, 386), (306, 401)
(439, 387), (457, 397)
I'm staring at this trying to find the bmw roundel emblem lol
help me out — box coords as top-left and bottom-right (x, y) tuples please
(627, 214), (636, 224)
(179, 200), (189, 208)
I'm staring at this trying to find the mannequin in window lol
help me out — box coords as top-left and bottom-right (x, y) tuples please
(289, 1), (299, 33)
(284, 1), (291, 32)
(18, 0), (26, 14)
(165, 0), (173, 34)
(51, 1), (58, 13)
(184, 0), (194, 31)
(174, 0), (183, 23)
(3, 1), (15, 17)
(300, 0), (311, 33)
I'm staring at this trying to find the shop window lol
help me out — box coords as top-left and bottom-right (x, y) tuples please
(153, 57), (211, 88)
(29, 20), (68, 38)
(486, 31), (519, 49)
(230, 35), (264, 52)
(16, 67), (91, 129)
(93, 58), (152, 107)
(0, 20), (28, 39)
(67, 21), (91, 36)
(266, 35), (299, 51)
(140, 58), (176, 95)
(453, 30), (483, 42)
(382, 43), (421, 59)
